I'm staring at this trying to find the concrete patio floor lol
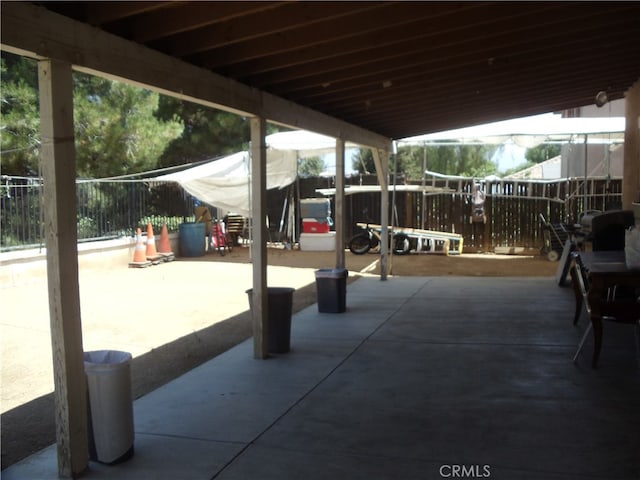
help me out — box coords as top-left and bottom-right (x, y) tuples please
(3, 275), (639, 480)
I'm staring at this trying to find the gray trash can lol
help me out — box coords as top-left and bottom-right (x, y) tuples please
(315, 268), (348, 313)
(246, 287), (295, 353)
(84, 350), (135, 464)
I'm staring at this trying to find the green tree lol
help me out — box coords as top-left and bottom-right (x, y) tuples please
(352, 144), (497, 179)
(351, 148), (413, 177)
(1, 52), (184, 178)
(0, 54), (40, 176)
(73, 73), (183, 177)
(155, 97), (250, 167)
(298, 156), (325, 177)
(525, 144), (561, 163)
(352, 148), (375, 174)
(417, 144), (498, 178)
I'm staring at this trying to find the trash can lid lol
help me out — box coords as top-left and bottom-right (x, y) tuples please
(246, 287), (295, 294)
(84, 350), (132, 368)
(315, 268), (348, 278)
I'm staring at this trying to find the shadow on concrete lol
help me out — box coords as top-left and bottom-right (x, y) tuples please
(0, 276), (338, 470)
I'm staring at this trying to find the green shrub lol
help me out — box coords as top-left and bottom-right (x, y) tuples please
(137, 215), (186, 233)
(77, 216), (98, 239)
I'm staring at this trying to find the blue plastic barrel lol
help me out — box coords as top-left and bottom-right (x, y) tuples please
(179, 222), (206, 257)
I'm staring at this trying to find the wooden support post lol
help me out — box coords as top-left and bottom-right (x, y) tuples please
(335, 138), (345, 269)
(484, 195), (492, 253)
(623, 80), (640, 208)
(372, 147), (390, 280)
(250, 117), (269, 359)
(38, 59), (89, 478)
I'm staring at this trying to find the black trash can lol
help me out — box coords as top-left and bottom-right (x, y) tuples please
(246, 287), (295, 353)
(315, 268), (348, 313)
(84, 350), (135, 464)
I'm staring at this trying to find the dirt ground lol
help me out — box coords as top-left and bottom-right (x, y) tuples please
(1, 246), (558, 470)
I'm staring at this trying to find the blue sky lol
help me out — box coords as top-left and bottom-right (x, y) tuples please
(490, 142), (528, 172)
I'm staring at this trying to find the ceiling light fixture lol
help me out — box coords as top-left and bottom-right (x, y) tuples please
(595, 90), (608, 108)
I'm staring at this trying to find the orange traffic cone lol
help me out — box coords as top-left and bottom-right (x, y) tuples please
(158, 223), (175, 261)
(145, 223), (163, 264)
(128, 228), (151, 268)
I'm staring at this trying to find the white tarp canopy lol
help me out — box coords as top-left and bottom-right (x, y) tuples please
(152, 130), (353, 217)
(265, 130), (360, 157)
(398, 113), (625, 148)
(153, 149), (297, 217)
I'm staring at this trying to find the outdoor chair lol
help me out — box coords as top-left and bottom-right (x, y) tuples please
(571, 259), (640, 368)
(569, 253), (590, 326)
(590, 209), (634, 251)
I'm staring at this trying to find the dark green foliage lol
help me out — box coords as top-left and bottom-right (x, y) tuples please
(298, 156), (325, 177)
(352, 144), (498, 179)
(1, 52), (184, 178)
(155, 97), (250, 167)
(1, 54), (40, 175)
(525, 144), (561, 164)
(73, 72), (183, 177)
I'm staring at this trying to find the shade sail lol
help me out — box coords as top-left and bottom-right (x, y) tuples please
(151, 130), (358, 216)
(265, 130), (360, 157)
(153, 149), (298, 217)
(398, 113), (625, 148)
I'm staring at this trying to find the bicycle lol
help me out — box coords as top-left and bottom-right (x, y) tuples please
(348, 223), (411, 255)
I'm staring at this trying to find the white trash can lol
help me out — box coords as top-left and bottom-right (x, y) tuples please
(84, 350), (135, 464)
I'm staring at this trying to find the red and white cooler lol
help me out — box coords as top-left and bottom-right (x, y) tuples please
(302, 218), (331, 233)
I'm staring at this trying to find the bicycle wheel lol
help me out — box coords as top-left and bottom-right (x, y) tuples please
(392, 233), (411, 255)
(349, 233), (371, 254)
(369, 232), (381, 254)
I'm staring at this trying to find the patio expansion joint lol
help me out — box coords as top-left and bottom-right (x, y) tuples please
(135, 430), (247, 447)
(368, 337), (582, 348)
(209, 287), (420, 479)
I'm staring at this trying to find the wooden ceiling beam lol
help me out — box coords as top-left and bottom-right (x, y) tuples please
(192, 2), (490, 69)
(266, 17), (637, 99)
(326, 61), (638, 124)
(165, 2), (388, 58)
(85, 1), (172, 25)
(118, 1), (288, 43)
(328, 65), (635, 119)
(6, 1), (640, 140)
(1, 2), (390, 148)
(242, 5), (636, 91)
(286, 31), (639, 109)
(225, 2), (570, 81)
(335, 70), (636, 138)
